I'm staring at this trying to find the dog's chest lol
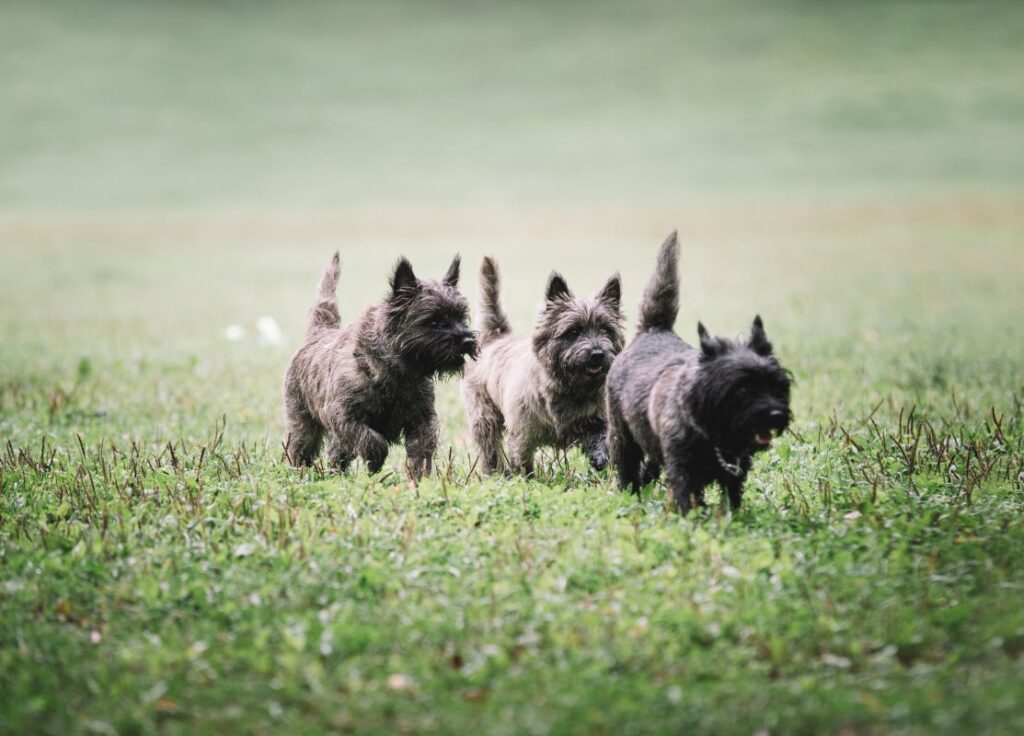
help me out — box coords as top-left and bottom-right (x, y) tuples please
(542, 392), (601, 444)
(351, 377), (426, 439)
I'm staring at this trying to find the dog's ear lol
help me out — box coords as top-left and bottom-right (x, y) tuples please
(442, 254), (460, 287)
(697, 322), (720, 357)
(390, 257), (418, 295)
(749, 314), (773, 357)
(595, 273), (622, 311)
(545, 272), (572, 302)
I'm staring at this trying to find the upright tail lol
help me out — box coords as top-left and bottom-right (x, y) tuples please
(637, 231), (679, 333)
(478, 256), (512, 347)
(307, 251), (341, 332)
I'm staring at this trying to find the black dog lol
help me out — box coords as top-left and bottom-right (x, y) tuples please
(605, 232), (792, 512)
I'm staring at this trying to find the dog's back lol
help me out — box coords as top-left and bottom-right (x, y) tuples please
(464, 332), (539, 417)
(607, 328), (694, 459)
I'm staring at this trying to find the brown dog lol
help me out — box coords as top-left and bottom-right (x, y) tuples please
(284, 252), (477, 480)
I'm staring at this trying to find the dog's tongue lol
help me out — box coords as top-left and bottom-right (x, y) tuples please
(586, 366), (602, 374)
(755, 433), (773, 446)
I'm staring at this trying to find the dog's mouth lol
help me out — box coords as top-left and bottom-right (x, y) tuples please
(458, 334), (479, 358)
(751, 424), (788, 450)
(749, 408), (790, 450)
(585, 365), (603, 375)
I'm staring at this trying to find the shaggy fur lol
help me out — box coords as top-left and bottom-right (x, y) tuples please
(606, 231), (793, 513)
(283, 252), (477, 480)
(462, 256), (625, 475)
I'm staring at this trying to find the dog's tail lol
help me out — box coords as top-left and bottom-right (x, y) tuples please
(637, 231), (679, 333)
(307, 251), (341, 333)
(478, 256), (511, 347)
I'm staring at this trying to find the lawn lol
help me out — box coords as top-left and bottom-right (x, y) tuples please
(2, 1), (1024, 734)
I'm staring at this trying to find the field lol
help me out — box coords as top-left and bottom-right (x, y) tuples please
(2, 1), (1024, 734)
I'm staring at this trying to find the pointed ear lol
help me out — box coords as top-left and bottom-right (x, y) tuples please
(749, 314), (773, 356)
(545, 272), (572, 302)
(442, 254), (460, 287)
(697, 322), (718, 357)
(595, 273), (621, 310)
(390, 257), (418, 294)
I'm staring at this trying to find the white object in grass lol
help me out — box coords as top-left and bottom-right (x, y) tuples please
(256, 316), (283, 346)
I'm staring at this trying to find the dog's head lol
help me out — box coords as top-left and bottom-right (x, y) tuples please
(688, 316), (792, 456)
(384, 256), (478, 376)
(532, 272), (625, 390)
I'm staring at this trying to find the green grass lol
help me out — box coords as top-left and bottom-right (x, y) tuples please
(2, 1), (1024, 734)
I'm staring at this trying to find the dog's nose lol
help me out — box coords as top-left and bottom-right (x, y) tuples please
(587, 348), (605, 363)
(767, 409), (788, 427)
(461, 334), (477, 349)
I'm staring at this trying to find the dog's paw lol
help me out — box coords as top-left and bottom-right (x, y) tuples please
(361, 432), (390, 473)
(405, 455), (432, 482)
(588, 449), (609, 471)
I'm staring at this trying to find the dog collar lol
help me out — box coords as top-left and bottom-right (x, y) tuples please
(714, 447), (744, 477)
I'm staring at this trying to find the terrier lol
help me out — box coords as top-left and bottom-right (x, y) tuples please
(283, 252), (477, 480)
(605, 232), (792, 512)
(462, 256), (624, 475)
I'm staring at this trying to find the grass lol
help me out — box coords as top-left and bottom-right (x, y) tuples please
(2, 0), (1024, 734)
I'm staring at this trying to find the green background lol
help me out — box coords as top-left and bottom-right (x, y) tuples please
(2, 1), (1023, 733)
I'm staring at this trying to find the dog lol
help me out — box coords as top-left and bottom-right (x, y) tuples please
(462, 256), (624, 475)
(605, 232), (792, 512)
(283, 252), (477, 480)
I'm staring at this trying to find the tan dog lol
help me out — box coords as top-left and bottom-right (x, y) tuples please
(462, 257), (624, 475)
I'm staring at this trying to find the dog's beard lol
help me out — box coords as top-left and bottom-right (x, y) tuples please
(727, 399), (791, 454)
(400, 333), (477, 377)
(552, 357), (608, 387)
(535, 334), (617, 391)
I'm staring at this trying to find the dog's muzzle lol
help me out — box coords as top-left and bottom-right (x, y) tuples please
(459, 332), (479, 357)
(584, 348), (607, 375)
(753, 408), (790, 447)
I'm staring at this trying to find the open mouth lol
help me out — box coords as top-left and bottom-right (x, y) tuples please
(754, 431), (774, 446)
(585, 365), (603, 375)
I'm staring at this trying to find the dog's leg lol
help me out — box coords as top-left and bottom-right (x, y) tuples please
(331, 416), (389, 474)
(663, 440), (709, 514)
(722, 476), (747, 511)
(610, 436), (642, 494)
(572, 416), (609, 471)
(506, 429), (536, 477)
(664, 467), (702, 514)
(639, 460), (661, 487)
(325, 433), (354, 472)
(462, 382), (505, 474)
(403, 401), (439, 482)
(607, 403), (642, 493)
(284, 395), (325, 467)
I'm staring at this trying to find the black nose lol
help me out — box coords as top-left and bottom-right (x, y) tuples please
(461, 334), (478, 352)
(767, 409), (788, 428)
(587, 348), (605, 364)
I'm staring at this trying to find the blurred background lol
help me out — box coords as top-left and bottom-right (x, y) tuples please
(1, 0), (1022, 444)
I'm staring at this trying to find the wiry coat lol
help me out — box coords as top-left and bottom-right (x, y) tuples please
(606, 231), (792, 513)
(284, 252), (477, 480)
(462, 257), (625, 475)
